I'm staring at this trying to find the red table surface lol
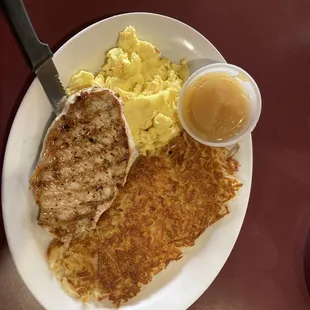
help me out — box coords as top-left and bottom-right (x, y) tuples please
(1, 1), (310, 309)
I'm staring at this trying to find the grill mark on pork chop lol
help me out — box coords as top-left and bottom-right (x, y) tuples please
(30, 87), (135, 240)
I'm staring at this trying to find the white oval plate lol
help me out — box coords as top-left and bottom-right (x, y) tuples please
(1, 12), (252, 310)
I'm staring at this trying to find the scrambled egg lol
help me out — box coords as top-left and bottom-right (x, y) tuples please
(67, 26), (189, 154)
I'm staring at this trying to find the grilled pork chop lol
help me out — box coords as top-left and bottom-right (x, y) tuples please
(30, 87), (135, 240)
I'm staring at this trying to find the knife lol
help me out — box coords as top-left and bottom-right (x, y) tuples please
(2, 0), (66, 115)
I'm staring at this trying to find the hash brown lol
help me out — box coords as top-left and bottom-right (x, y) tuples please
(47, 131), (242, 306)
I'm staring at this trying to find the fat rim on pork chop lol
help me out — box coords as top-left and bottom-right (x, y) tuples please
(30, 87), (135, 241)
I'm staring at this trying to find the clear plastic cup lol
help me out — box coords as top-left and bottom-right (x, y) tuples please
(178, 63), (262, 147)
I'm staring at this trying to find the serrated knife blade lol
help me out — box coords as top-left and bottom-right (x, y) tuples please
(2, 0), (66, 115)
(35, 58), (66, 114)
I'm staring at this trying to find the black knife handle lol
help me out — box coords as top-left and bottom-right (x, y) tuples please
(2, 0), (53, 71)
